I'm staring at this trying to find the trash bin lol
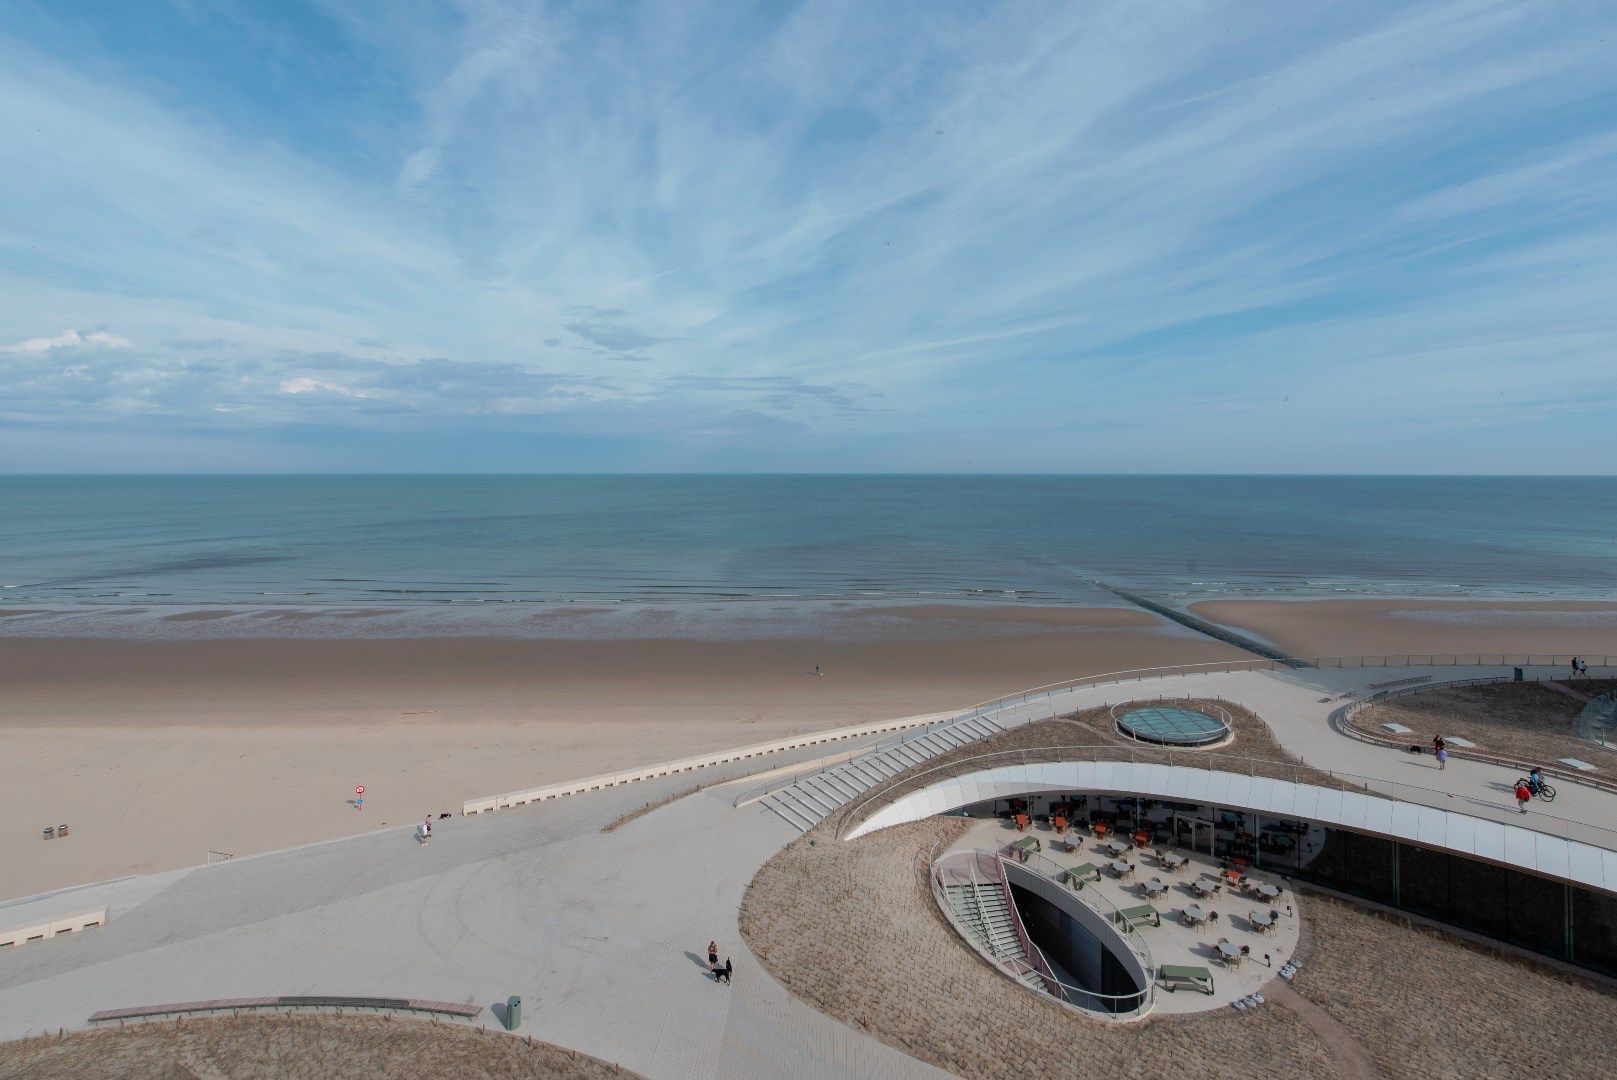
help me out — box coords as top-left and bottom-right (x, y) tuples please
(1513, 667), (1524, 683)
(506, 995), (521, 1030)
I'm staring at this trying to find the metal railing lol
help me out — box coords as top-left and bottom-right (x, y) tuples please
(841, 743), (1617, 852)
(931, 849), (1152, 1017)
(1333, 679), (1617, 797)
(802, 656), (1613, 802)
(1014, 845), (1158, 982)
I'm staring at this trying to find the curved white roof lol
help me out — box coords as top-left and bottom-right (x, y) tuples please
(846, 761), (1617, 896)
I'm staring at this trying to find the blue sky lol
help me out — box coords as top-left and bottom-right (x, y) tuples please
(2, 0), (1615, 473)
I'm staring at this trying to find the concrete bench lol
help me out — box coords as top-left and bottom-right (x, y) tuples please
(1159, 965), (1215, 994)
(89, 996), (482, 1024)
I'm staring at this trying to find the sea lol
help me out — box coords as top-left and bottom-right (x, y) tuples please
(1, 475), (1614, 638)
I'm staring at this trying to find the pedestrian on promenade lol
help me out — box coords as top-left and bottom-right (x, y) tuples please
(708, 940), (718, 967)
(1436, 747), (1448, 770)
(421, 817), (432, 845)
(1571, 657), (1583, 678)
(1514, 779), (1532, 813)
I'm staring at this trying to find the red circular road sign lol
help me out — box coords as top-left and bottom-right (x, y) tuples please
(355, 785), (365, 796)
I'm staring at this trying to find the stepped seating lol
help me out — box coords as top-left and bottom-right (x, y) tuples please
(759, 714), (1007, 833)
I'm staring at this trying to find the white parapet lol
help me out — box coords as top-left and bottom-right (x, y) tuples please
(0, 906), (108, 948)
(461, 713), (947, 815)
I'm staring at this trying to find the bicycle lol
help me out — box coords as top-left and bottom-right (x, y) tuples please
(1520, 778), (1558, 803)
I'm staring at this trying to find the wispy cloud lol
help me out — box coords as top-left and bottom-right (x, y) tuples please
(2, 329), (133, 354)
(1, 1), (1615, 470)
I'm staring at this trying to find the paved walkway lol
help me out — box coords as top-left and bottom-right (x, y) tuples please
(3, 661), (1614, 1078)
(0, 745), (946, 1080)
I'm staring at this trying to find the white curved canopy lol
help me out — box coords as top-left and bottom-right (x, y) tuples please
(846, 761), (1617, 896)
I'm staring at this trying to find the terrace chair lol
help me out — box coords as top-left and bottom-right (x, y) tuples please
(1159, 965), (1215, 995)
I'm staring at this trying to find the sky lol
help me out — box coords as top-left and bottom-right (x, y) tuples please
(2, 0), (1616, 474)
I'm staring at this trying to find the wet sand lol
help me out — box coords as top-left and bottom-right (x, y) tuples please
(1190, 599), (1617, 660)
(0, 605), (1242, 900)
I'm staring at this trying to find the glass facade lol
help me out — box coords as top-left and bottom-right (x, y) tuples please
(959, 795), (1617, 978)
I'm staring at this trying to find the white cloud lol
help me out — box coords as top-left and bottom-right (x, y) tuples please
(278, 377), (362, 397)
(1, 328), (133, 354)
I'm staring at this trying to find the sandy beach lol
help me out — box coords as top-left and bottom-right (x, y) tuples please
(1189, 598), (1617, 659)
(0, 605), (1242, 900)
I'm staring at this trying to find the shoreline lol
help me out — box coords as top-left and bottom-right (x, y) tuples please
(0, 607), (1242, 899)
(1189, 598), (1617, 659)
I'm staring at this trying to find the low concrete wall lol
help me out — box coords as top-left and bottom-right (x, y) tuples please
(462, 713), (945, 815)
(0, 906), (108, 948)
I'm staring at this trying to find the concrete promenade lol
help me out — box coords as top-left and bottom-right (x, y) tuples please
(2, 662), (1614, 1078)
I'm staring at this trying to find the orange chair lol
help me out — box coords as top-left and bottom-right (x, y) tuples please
(1052, 814), (1068, 835)
(1014, 812), (1031, 832)
(1093, 822), (1109, 839)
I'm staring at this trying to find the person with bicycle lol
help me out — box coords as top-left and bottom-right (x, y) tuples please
(1525, 767), (1556, 802)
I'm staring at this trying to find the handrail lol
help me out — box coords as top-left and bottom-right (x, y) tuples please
(932, 849), (1152, 1015)
(1332, 679), (1617, 797)
(826, 657), (1614, 807)
(1012, 845), (1158, 980)
(839, 743), (1617, 849)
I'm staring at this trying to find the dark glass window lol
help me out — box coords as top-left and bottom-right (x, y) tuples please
(1571, 889), (1617, 977)
(1506, 870), (1567, 958)
(1446, 855), (1510, 938)
(1398, 844), (1453, 922)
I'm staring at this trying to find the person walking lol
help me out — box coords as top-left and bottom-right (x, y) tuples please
(1514, 779), (1533, 813)
(1572, 657), (1583, 678)
(1435, 746), (1449, 770)
(707, 940), (719, 968)
(421, 817), (432, 845)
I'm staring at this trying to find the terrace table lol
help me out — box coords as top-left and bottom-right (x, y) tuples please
(1102, 840), (1131, 858)
(1111, 859), (1135, 879)
(1252, 882), (1282, 901)
(1181, 903), (1207, 926)
(1160, 852), (1188, 871)
(1216, 940), (1243, 965)
(1249, 910), (1276, 931)
(1141, 877), (1168, 898)
(1192, 876), (1221, 897)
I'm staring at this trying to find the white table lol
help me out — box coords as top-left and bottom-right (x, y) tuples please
(1141, 877), (1168, 897)
(1217, 940), (1243, 964)
(1253, 882), (1281, 901)
(1182, 903), (1207, 925)
(1111, 859), (1134, 878)
(1250, 910), (1276, 931)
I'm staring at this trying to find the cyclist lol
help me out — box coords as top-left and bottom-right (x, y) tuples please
(1527, 767), (1545, 797)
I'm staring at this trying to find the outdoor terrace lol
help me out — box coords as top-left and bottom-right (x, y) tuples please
(941, 818), (1301, 1014)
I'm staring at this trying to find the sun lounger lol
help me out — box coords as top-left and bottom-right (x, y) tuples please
(1114, 903), (1160, 928)
(1159, 965), (1215, 994)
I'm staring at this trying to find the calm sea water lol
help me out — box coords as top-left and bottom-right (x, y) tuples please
(1, 476), (1614, 634)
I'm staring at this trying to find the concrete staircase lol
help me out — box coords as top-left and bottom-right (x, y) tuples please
(944, 881), (1047, 993)
(757, 714), (1007, 833)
